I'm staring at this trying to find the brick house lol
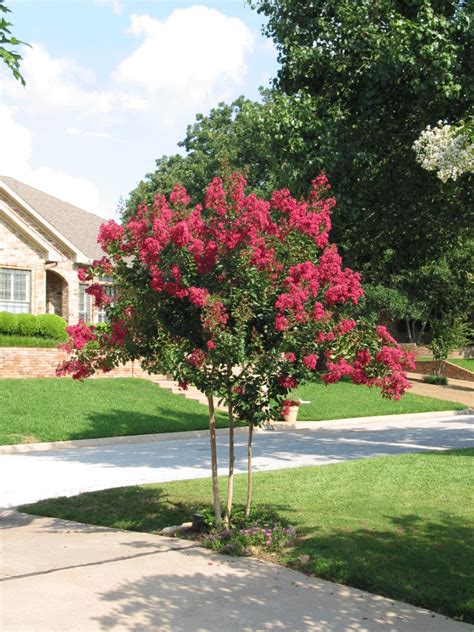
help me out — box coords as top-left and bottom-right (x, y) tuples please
(0, 176), (109, 324)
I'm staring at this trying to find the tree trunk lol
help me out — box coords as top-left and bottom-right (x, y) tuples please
(245, 422), (254, 518)
(224, 384), (235, 528)
(207, 394), (222, 528)
(405, 317), (413, 344)
(418, 319), (428, 345)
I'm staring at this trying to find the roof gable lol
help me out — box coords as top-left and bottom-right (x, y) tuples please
(0, 176), (106, 261)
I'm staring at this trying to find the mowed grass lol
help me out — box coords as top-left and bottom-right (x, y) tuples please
(0, 378), (227, 445)
(0, 335), (60, 347)
(449, 358), (474, 372)
(21, 449), (474, 622)
(0, 377), (465, 445)
(293, 380), (464, 420)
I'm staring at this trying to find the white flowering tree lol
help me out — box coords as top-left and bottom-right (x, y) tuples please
(413, 120), (474, 182)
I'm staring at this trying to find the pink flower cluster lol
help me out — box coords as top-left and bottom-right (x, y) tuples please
(64, 321), (96, 350)
(59, 172), (413, 402)
(93, 173), (349, 337)
(56, 358), (94, 380)
(85, 283), (111, 308)
(321, 344), (415, 399)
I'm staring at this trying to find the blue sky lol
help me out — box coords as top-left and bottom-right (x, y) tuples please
(0, 0), (278, 218)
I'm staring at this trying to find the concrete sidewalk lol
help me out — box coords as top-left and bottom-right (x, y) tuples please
(2, 412), (473, 508)
(408, 378), (474, 408)
(1, 510), (471, 632)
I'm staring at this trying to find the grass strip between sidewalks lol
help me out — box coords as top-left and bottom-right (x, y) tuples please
(20, 448), (474, 623)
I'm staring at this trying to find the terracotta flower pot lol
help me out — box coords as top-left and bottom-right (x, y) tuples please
(283, 405), (299, 423)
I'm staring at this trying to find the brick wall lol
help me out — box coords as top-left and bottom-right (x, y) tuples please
(0, 347), (155, 380)
(414, 360), (474, 382)
(0, 213), (46, 315)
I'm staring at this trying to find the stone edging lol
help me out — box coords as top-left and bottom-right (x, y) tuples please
(0, 409), (471, 455)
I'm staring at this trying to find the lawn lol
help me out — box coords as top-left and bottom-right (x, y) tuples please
(20, 448), (474, 623)
(0, 334), (59, 347)
(0, 378), (227, 445)
(449, 358), (474, 372)
(0, 377), (465, 445)
(293, 380), (464, 420)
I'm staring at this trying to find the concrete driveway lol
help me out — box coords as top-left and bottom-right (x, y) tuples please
(1, 509), (472, 632)
(1, 412), (473, 508)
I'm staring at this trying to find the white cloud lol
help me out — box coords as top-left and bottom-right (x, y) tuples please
(65, 127), (112, 139)
(2, 43), (147, 114)
(116, 6), (254, 107)
(96, 0), (123, 15)
(0, 105), (104, 215)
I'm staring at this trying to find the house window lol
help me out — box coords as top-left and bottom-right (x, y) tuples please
(96, 282), (115, 323)
(78, 284), (90, 322)
(0, 268), (31, 313)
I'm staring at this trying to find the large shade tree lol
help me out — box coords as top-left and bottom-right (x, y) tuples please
(250, 0), (473, 277)
(129, 0), (473, 336)
(60, 174), (414, 527)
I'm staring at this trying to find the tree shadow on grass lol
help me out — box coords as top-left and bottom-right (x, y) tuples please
(17, 481), (474, 622)
(66, 407), (227, 441)
(290, 512), (474, 623)
(20, 486), (212, 534)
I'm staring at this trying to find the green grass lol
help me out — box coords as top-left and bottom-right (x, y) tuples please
(0, 378), (227, 445)
(449, 358), (474, 372)
(21, 449), (474, 622)
(293, 380), (464, 420)
(0, 334), (60, 347)
(0, 377), (465, 445)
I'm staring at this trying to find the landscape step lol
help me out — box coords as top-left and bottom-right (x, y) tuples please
(152, 377), (227, 411)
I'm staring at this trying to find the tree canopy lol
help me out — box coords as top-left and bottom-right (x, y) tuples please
(128, 0), (473, 339)
(0, 1), (28, 85)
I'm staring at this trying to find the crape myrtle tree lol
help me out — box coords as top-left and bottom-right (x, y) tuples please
(59, 174), (414, 528)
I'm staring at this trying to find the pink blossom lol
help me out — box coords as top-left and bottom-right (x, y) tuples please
(303, 354), (318, 370)
(278, 375), (298, 389)
(65, 322), (96, 350)
(98, 220), (124, 250)
(188, 287), (209, 308)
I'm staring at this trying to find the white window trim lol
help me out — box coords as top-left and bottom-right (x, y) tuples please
(0, 268), (31, 312)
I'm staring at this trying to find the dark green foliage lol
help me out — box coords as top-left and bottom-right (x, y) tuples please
(423, 374), (448, 385)
(128, 1), (473, 337)
(251, 0), (473, 276)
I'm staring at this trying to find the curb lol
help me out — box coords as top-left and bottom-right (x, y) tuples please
(0, 409), (471, 455)
(0, 426), (250, 455)
(269, 408), (473, 431)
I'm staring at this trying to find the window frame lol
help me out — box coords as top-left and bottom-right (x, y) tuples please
(0, 267), (31, 313)
(78, 283), (90, 323)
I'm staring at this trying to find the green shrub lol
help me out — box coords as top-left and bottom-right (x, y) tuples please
(0, 311), (18, 334)
(423, 374), (448, 386)
(37, 314), (67, 341)
(16, 313), (39, 336)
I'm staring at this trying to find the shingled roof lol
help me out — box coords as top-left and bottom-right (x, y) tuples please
(0, 175), (105, 260)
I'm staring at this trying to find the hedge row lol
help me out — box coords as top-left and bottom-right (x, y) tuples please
(0, 312), (68, 341)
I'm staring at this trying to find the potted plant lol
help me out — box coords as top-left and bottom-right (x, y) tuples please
(281, 399), (300, 423)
